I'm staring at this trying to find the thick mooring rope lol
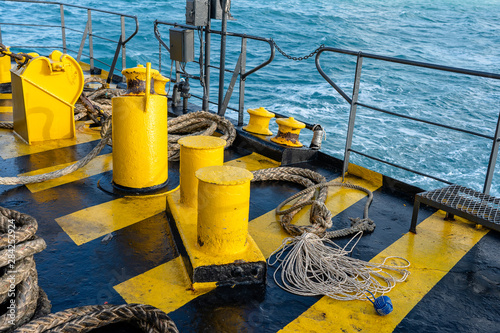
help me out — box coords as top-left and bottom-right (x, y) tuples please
(268, 232), (410, 301)
(0, 118), (112, 186)
(255, 167), (410, 301)
(252, 167), (375, 238)
(0, 207), (179, 332)
(15, 304), (179, 333)
(0, 207), (50, 332)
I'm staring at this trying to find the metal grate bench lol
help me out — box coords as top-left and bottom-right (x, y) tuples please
(410, 184), (500, 233)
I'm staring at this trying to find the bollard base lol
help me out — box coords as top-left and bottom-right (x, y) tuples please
(166, 190), (267, 287)
(98, 173), (178, 197)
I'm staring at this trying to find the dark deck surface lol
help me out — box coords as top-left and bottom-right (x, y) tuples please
(0, 103), (499, 332)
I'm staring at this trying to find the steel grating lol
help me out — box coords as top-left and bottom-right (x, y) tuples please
(410, 184), (500, 233)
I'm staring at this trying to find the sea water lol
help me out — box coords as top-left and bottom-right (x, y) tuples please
(1, 0), (499, 195)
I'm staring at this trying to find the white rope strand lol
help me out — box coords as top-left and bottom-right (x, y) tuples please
(268, 232), (410, 301)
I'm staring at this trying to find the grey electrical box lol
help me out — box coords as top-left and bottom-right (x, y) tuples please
(169, 28), (195, 62)
(186, 0), (209, 26)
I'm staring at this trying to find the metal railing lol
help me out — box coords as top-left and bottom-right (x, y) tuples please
(154, 20), (274, 126)
(316, 47), (500, 194)
(0, 0), (138, 83)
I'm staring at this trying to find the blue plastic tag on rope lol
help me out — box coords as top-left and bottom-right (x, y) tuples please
(366, 291), (393, 316)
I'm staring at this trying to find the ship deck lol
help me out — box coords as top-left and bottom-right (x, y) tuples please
(0, 98), (499, 332)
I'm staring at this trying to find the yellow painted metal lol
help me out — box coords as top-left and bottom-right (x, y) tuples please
(121, 64), (159, 95)
(165, 188), (266, 280)
(242, 107), (275, 135)
(195, 165), (254, 255)
(11, 50), (83, 144)
(271, 116), (306, 147)
(280, 211), (488, 333)
(0, 47), (11, 84)
(0, 121), (100, 159)
(153, 73), (170, 96)
(178, 135), (226, 208)
(112, 62), (169, 190)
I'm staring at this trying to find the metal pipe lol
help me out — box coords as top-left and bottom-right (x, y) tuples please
(483, 111), (500, 194)
(238, 38), (247, 126)
(350, 149), (453, 185)
(87, 9), (94, 71)
(218, 0), (228, 115)
(342, 53), (363, 182)
(356, 102), (495, 140)
(60, 4), (66, 54)
(203, 5), (211, 111)
(121, 15), (126, 76)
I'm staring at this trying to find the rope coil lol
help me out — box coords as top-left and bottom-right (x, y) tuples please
(0, 207), (50, 332)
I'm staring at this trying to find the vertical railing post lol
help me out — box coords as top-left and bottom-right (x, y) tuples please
(217, 0), (228, 115)
(483, 111), (500, 194)
(60, 4), (67, 54)
(121, 15), (126, 79)
(0, 24), (3, 44)
(342, 53), (363, 182)
(87, 9), (94, 72)
(238, 37), (247, 126)
(202, 1), (211, 111)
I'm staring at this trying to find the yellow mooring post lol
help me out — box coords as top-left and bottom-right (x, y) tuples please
(271, 116), (306, 147)
(178, 135), (226, 208)
(243, 107), (275, 135)
(0, 47), (11, 84)
(112, 63), (169, 191)
(196, 165), (254, 255)
(11, 50), (83, 144)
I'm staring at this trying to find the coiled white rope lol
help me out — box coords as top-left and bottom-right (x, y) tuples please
(268, 231), (410, 301)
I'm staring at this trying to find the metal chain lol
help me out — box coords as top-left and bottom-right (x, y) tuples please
(271, 39), (325, 61)
(0, 42), (33, 63)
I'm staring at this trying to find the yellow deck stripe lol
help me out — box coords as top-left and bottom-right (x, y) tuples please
(280, 212), (489, 332)
(0, 94), (12, 113)
(114, 169), (381, 316)
(0, 122), (101, 159)
(112, 152), (281, 312)
(55, 195), (167, 246)
(114, 257), (213, 313)
(55, 152), (279, 246)
(250, 173), (382, 257)
(19, 153), (112, 193)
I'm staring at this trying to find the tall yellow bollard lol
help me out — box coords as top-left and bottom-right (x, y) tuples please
(112, 63), (169, 190)
(195, 165), (254, 255)
(178, 135), (226, 207)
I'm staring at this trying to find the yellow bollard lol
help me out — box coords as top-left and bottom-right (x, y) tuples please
(153, 73), (170, 96)
(178, 135), (226, 207)
(271, 116), (306, 147)
(195, 165), (254, 255)
(112, 63), (169, 190)
(0, 47), (11, 84)
(242, 107), (275, 136)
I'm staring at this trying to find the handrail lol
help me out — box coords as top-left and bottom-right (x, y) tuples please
(0, 0), (139, 82)
(316, 46), (500, 194)
(154, 20), (274, 125)
(154, 20), (274, 80)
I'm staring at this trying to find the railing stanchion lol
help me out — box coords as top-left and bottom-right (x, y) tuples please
(87, 9), (94, 72)
(483, 112), (500, 194)
(121, 15), (126, 79)
(238, 37), (247, 126)
(342, 53), (363, 182)
(60, 4), (66, 54)
(218, 0), (228, 115)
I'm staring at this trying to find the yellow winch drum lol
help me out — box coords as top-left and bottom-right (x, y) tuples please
(11, 50), (84, 144)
